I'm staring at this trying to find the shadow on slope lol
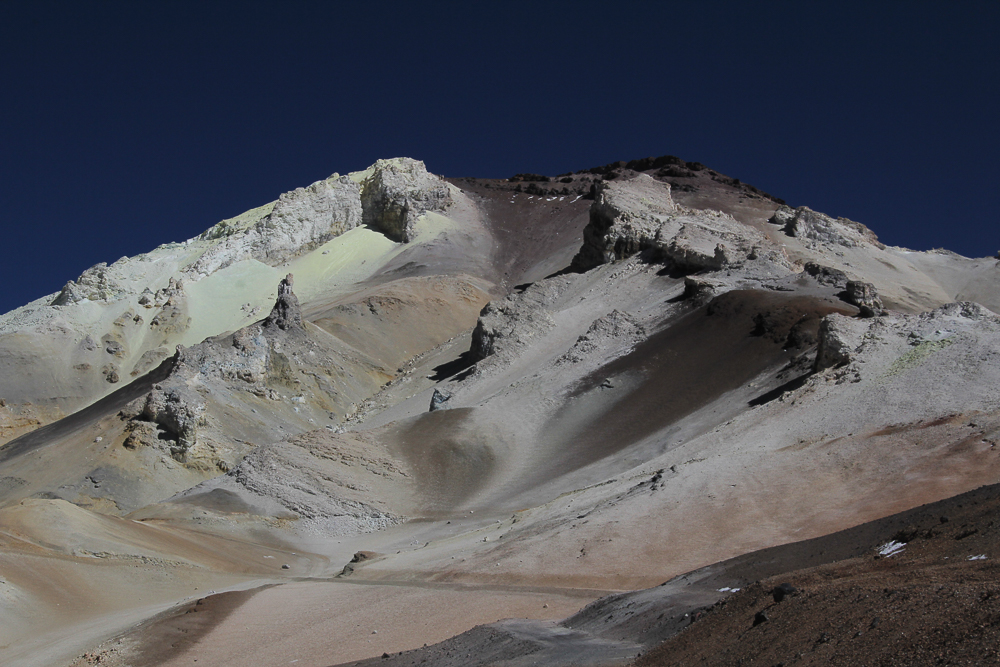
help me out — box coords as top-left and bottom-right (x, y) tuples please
(508, 290), (855, 499)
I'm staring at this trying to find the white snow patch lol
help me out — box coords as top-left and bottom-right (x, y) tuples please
(878, 540), (906, 557)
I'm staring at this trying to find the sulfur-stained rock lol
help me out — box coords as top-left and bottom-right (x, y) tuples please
(360, 158), (452, 243)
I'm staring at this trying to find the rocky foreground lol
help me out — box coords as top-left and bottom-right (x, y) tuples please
(0, 156), (998, 666)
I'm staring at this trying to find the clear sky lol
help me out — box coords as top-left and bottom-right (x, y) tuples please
(1, 1), (998, 315)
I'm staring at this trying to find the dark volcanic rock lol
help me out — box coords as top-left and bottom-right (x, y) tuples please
(803, 262), (849, 288)
(845, 280), (884, 317)
(264, 274), (302, 331)
(429, 388), (451, 411)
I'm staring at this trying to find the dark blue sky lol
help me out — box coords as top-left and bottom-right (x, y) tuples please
(2, 1), (998, 315)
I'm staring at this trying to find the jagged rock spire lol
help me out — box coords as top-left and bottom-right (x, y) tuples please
(264, 273), (302, 330)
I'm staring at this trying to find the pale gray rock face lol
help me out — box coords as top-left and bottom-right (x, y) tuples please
(470, 276), (574, 362)
(189, 175), (362, 275)
(573, 174), (776, 273)
(360, 158), (452, 243)
(254, 175), (363, 262)
(814, 314), (869, 371)
(557, 309), (645, 365)
(574, 174), (677, 270)
(51, 261), (128, 305)
(773, 205), (883, 249)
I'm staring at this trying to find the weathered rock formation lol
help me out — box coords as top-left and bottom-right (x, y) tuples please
(360, 158), (453, 243)
(470, 277), (573, 362)
(264, 274), (302, 331)
(573, 174), (775, 273)
(139, 383), (206, 457)
(189, 175), (363, 275)
(814, 314), (869, 371)
(771, 205), (883, 249)
(845, 280), (884, 317)
(51, 260), (129, 305)
(254, 175), (363, 262)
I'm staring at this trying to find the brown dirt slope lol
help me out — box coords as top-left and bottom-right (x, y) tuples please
(331, 481), (1000, 667)
(636, 482), (1000, 667)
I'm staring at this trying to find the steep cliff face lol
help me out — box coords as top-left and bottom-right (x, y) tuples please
(360, 157), (453, 242)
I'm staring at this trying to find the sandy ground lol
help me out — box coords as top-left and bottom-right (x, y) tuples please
(72, 580), (597, 667)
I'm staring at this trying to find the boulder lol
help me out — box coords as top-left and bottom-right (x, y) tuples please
(429, 388), (451, 411)
(814, 314), (868, 371)
(772, 582), (797, 602)
(845, 280), (884, 317)
(140, 384), (206, 454)
(802, 262), (849, 288)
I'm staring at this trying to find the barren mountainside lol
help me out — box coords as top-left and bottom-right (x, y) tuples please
(0, 156), (998, 667)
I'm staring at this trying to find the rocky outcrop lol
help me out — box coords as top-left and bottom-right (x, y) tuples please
(772, 205), (883, 250)
(814, 314), (869, 371)
(558, 309), (645, 364)
(924, 301), (999, 322)
(188, 175), (363, 275)
(264, 274), (302, 331)
(803, 262), (849, 288)
(254, 175), (363, 262)
(139, 384), (206, 457)
(51, 261), (128, 305)
(573, 174), (677, 270)
(470, 277), (573, 362)
(360, 158), (452, 243)
(573, 174), (771, 273)
(845, 280), (884, 317)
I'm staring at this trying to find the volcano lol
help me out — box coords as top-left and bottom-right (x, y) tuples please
(1, 156), (999, 667)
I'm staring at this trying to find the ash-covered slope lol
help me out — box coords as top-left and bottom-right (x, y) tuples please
(1, 155), (999, 667)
